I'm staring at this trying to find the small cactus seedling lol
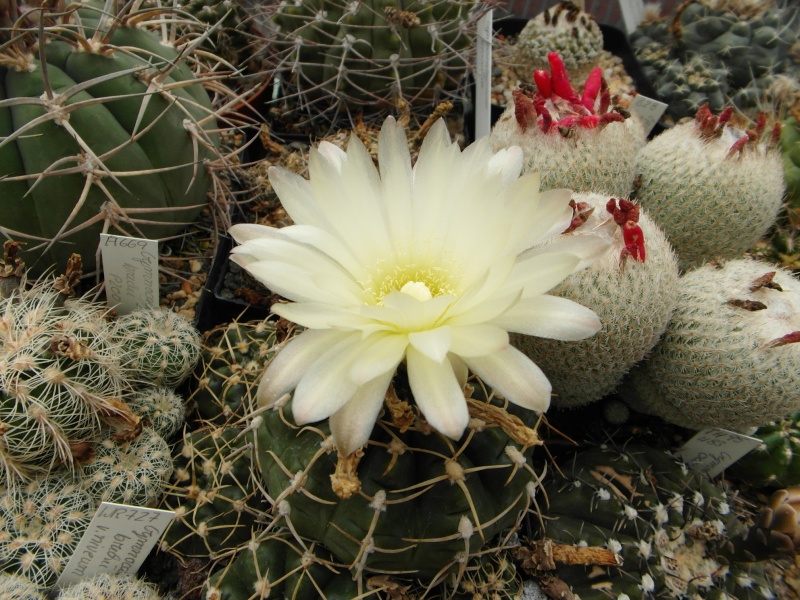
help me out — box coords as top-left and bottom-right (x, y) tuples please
(491, 52), (644, 196)
(80, 426), (173, 507)
(57, 573), (162, 600)
(625, 259), (800, 431)
(113, 308), (202, 388)
(635, 105), (785, 270)
(0, 476), (96, 590)
(127, 387), (186, 440)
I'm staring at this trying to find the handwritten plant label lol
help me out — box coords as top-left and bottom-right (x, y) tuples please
(56, 502), (175, 589)
(619, 0), (646, 34)
(630, 95), (668, 137)
(100, 234), (159, 314)
(474, 9), (493, 140)
(678, 428), (762, 478)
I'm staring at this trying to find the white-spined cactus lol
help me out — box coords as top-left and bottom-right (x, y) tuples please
(624, 258), (800, 431)
(634, 105), (785, 271)
(513, 193), (679, 407)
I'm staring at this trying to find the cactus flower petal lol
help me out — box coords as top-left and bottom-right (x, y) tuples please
(233, 117), (610, 452)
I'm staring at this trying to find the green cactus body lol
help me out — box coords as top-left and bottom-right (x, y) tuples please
(536, 442), (776, 599)
(625, 259), (800, 431)
(255, 379), (540, 582)
(58, 574), (162, 599)
(513, 193), (679, 407)
(127, 387), (185, 440)
(0, 476), (95, 589)
(654, 56), (730, 121)
(204, 534), (361, 600)
(80, 427), (173, 507)
(160, 424), (270, 560)
(634, 107), (784, 271)
(510, 2), (603, 84)
(780, 115), (800, 213)
(728, 411), (800, 488)
(0, 0), (221, 276)
(0, 282), (136, 481)
(113, 309), (201, 388)
(190, 319), (282, 423)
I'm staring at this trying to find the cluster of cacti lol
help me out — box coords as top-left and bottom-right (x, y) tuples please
(630, 0), (800, 122)
(0, 0), (225, 276)
(254, 374), (541, 585)
(624, 258), (800, 431)
(491, 52), (645, 196)
(634, 104), (785, 270)
(531, 442), (780, 599)
(509, 2), (604, 84)
(728, 411), (800, 488)
(513, 192), (680, 407)
(253, 0), (487, 130)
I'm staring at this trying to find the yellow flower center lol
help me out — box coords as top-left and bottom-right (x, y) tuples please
(363, 248), (462, 305)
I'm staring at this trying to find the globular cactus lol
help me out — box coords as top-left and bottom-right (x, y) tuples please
(728, 411), (800, 488)
(127, 387), (186, 440)
(0, 573), (47, 600)
(491, 52), (644, 197)
(255, 376), (541, 584)
(0, 476), (95, 590)
(112, 308), (202, 388)
(513, 193), (679, 407)
(0, 275), (138, 482)
(254, 0), (487, 130)
(510, 2), (603, 84)
(634, 105), (785, 271)
(204, 532), (361, 600)
(624, 259), (800, 432)
(160, 423), (270, 560)
(80, 426), (173, 507)
(532, 442), (778, 599)
(189, 319), (284, 424)
(651, 55), (730, 121)
(0, 0), (223, 276)
(57, 574), (163, 600)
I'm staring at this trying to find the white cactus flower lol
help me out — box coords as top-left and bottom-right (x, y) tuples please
(229, 117), (610, 454)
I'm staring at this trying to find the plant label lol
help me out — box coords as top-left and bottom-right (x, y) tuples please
(100, 234), (159, 314)
(474, 10), (493, 140)
(678, 428), (762, 478)
(56, 502), (175, 589)
(630, 94), (668, 137)
(619, 0), (646, 34)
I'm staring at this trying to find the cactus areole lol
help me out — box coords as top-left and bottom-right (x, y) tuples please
(0, 0), (220, 275)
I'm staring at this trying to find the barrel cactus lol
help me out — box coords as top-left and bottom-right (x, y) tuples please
(513, 193), (680, 407)
(490, 52), (644, 197)
(728, 411), (800, 488)
(532, 442), (780, 599)
(634, 105), (784, 271)
(0, 0), (222, 275)
(255, 376), (542, 584)
(624, 258), (800, 432)
(255, 0), (487, 130)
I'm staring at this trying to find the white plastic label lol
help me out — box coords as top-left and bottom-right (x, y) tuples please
(630, 94), (668, 137)
(56, 502), (175, 589)
(619, 0), (646, 34)
(474, 10), (493, 140)
(678, 428), (762, 478)
(100, 234), (159, 314)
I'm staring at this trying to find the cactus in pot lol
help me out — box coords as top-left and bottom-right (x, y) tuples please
(0, 0), (224, 275)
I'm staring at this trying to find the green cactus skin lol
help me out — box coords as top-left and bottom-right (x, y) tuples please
(0, 0), (221, 276)
(0, 281), (136, 482)
(513, 192), (679, 407)
(510, 2), (603, 84)
(625, 259), (800, 432)
(255, 377), (541, 583)
(0, 476), (95, 590)
(634, 109), (785, 271)
(260, 0), (485, 128)
(58, 574), (162, 600)
(535, 442), (777, 599)
(204, 533), (362, 600)
(728, 411), (800, 488)
(113, 309), (202, 388)
(80, 427), (173, 507)
(127, 387), (186, 440)
(190, 319), (282, 424)
(160, 424), (270, 560)
(653, 56), (730, 121)
(0, 573), (47, 600)
(780, 115), (800, 213)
